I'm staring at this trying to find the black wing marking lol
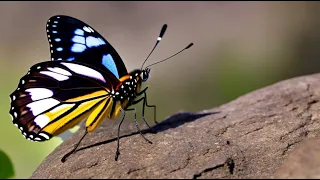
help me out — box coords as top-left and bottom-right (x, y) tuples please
(46, 15), (128, 79)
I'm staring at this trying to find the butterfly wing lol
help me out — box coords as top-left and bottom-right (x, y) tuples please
(9, 60), (120, 141)
(46, 15), (128, 79)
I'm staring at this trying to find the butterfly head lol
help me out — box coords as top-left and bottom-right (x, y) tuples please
(141, 67), (150, 82)
(127, 68), (150, 83)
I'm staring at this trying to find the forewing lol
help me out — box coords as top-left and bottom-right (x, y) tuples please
(46, 15), (128, 79)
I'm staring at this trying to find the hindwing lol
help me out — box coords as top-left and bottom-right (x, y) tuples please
(9, 60), (120, 141)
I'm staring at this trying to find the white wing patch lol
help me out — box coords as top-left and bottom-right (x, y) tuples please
(61, 62), (106, 83)
(47, 67), (72, 76)
(40, 71), (69, 81)
(39, 133), (50, 140)
(83, 26), (94, 33)
(25, 88), (54, 101)
(27, 98), (60, 116)
(34, 114), (50, 128)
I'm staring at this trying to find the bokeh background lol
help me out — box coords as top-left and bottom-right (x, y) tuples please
(2, 1), (320, 178)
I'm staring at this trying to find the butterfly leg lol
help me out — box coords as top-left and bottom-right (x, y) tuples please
(115, 109), (126, 161)
(61, 128), (88, 163)
(142, 90), (158, 124)
(135, 87), (158, 125)
(130, 97), (152, 129)
(125, 107), (152, 144)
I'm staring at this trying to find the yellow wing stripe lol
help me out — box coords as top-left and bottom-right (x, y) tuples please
(86, 97), (113, 132)
(110, 101), (122, 120)
(85, 97), (123, 132)
(47, 104), (75, 119)
(43, 96), (105, 136)
(65, 90), (109, 103)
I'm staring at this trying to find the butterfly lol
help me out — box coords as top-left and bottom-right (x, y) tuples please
(9, 15), (193, 162)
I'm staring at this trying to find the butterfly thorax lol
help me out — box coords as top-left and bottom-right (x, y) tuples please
(109, 69), (146, 109)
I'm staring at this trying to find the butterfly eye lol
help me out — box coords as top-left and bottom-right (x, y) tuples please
(142, 68), (150, 82)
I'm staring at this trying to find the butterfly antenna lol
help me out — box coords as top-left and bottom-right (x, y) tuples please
(141, 24), (168, 70)
(145, 43), (194, 68)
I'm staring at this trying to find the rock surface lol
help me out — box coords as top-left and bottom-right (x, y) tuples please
(30, 74), (320, 179)
(274, 137), (320, 178)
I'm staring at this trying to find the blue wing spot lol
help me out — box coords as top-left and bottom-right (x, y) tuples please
(67, 57), (75, 61)
(71, 44), (86, 53)
(54, 21), (58, 24)
(57, 58), (62, 60)
(86, 36), (102, 48)
(56, 47), (63, 51)
(74, 29), (84, 36)
(72, 35), (85, 44)
(98, 38), (106, 45)
(54, 38), (61, 42)
(52, 31), (58, 34)
(52, 25), (57, 27)
(102, 54), (119, 79)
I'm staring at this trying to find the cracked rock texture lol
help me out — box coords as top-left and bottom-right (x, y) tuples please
(30, 74), (320, 179)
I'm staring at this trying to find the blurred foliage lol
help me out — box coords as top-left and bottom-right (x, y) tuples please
(1, 1), (320, 179)
(0, 149), (14, 179)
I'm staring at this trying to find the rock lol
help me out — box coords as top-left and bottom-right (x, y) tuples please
(274, 137), (320, 178)
(30, 73), (320, 179)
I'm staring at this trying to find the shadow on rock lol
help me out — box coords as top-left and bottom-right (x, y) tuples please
(74, 111), (219, 153)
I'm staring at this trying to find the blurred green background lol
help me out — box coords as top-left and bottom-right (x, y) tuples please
(2, 1), (320, 178)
